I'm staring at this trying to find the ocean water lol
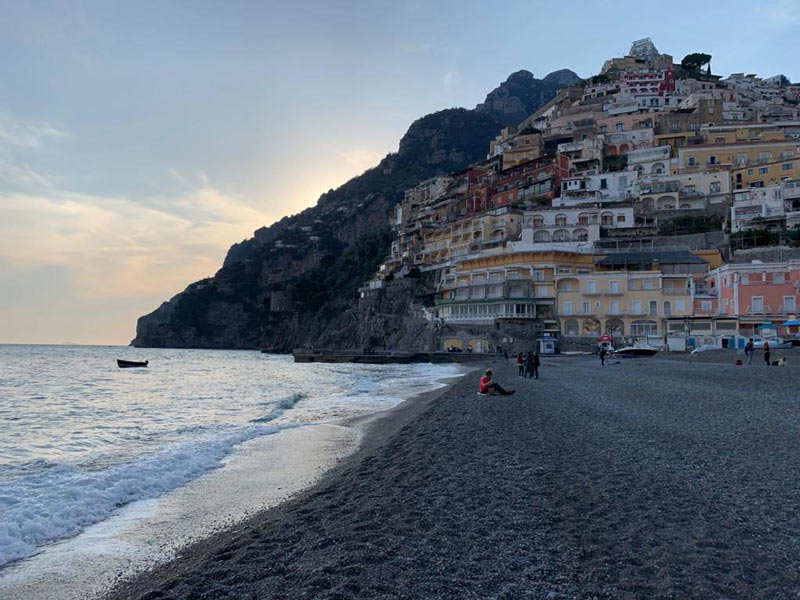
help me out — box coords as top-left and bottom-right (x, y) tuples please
(0, 345), (463, 569)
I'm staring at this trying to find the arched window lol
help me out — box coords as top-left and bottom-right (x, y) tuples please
(664, 301), (672, 316)
(553, 229), (570, 242)
(564, 318), (579, 336)
(605, 318), (624, 336)
(532, 215), (544, 228)
(573, 228), (589, 241)
(578, 213), (589, 226)
(601, 212), (614, 225)
(582, 318), (601, 334)
(652, 162), (665, 174)
(555, 214), (567, 226)
(533, 230), (551, 242)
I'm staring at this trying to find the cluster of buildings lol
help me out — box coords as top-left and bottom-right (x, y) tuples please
(360, 39), (800, 352)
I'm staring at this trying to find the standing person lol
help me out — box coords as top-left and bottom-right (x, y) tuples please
(745, 338), (755, 365)
(764, 341), (771, 366)
(524, 350), (535, 379)
(478, 369), (515, 395)
(516, 352), (525, 377)
(532, 350), (540, 380)
(503, 349), (509, 363)
(599, 346), (607, 366)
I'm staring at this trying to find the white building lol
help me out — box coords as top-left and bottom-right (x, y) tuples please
(730, 186), (785, 232)
(555, 172), (637, 206)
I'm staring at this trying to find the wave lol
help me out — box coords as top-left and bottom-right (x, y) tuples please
(0, 422), (281, 569)
(250, 392), (303, 423)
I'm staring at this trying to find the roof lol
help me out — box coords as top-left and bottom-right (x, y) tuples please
(596, 250), (708, 268)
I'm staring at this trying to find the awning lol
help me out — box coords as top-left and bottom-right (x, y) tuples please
(782, 319), (800, 326)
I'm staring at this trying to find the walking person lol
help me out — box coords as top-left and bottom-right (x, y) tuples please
(745, 338), (754, 365)
(599, 346), (607, 366)
(764, 341), (771, 366)
(503, 349), (509, 363)
(516, 352), (525, 377)
(524, 350), (535, 379)
(532, 350), (540, 379)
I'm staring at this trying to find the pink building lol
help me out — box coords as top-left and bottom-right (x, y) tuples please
(709, 260), (800, 338)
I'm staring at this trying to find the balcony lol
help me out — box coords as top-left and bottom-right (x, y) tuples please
(604, 290), (624, 296)
(584, 290), (601, 296)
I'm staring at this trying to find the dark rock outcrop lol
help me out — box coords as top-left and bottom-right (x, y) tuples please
(132, 70), (575, 350)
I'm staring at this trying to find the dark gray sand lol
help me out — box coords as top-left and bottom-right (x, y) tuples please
(106, 355), (800, 599)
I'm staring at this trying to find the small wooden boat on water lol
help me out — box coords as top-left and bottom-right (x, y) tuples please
(117, 359), (149, 368)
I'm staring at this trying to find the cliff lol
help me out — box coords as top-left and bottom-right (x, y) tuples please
(132, 69), (578, 350)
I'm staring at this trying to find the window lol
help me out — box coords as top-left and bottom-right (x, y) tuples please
(609, 301), (620, 314)
(631, 320), (658, 335)
(676, 299), (685, 312)
(555, 214), (567, 226)
(609, 280), (620, 293)
(710, 182), (721, 193)
(578, 213), (589, 226)
(562, 301), (573, 315)
(616, 123), (623, 132)
(687, 156), (697, 166)
(600, 178), (608, 190)
(599, 125), (607, 133)
(689, 122), (699, 131)
(708, 155), (717, 165)
(643, 279), (654, 290)
(751, 296), (764, 312)
(759, 167), (769, 174)
(738, 153), (747, 164)
(747, 168), (754, 175)
(774, 273), (785, 284)
(587, 281), (597, 293)
(663, 301), (672, 316)
(740, 274), (749, 285)
(617, 215), (626, 223)
(785, 296), (797, 312)
(632, 300), (643, 314)
(759, 151), (770, 163)
(715, 137), (726, 144)
(582, 301), (591, 314)
(649, 300), (658, 316)
(783, 163), (794, 171)
(670, 122), (680, 133)
(701, 300), (712, 311)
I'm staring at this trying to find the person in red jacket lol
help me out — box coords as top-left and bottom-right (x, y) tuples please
(478, 369), (515, 395)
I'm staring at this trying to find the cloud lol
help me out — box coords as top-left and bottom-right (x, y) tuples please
(0, 160), (51, 187)
(443, 69), (459, 89)
(0, 111), (69, 149)
(0, 183), (278, 299)
(762, 0), (800, 24)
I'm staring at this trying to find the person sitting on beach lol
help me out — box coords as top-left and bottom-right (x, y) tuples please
(478, 369), (515, 395)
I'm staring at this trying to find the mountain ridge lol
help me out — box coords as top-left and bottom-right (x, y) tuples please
(132, 68), (578, 349)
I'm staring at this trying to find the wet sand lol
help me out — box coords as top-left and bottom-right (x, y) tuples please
(106, 355), (800, 599)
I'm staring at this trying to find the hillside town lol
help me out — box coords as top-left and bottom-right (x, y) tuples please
(359, 39), (800, 354)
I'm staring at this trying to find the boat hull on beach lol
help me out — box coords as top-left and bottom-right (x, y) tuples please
(613, 347), (659, 357)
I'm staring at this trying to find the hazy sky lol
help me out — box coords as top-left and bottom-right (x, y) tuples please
(2, 0), (799, 345)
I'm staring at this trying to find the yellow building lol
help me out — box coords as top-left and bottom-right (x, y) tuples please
(730, 156), (800, 189)
(420, 208), (522, 266)
(556, 270), (693, 339)
(676, 140), (799, 176)
(436, 250), (594, 333)
(489, 126), (544, 169)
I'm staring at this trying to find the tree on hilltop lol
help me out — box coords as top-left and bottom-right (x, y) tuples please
(680, 53), (712, 78)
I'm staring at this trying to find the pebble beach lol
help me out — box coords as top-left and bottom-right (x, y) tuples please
(106, 353), (800, 599)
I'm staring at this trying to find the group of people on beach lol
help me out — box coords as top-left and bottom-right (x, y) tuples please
(515, 351), (540, 379)
(743, 338), (788, 366)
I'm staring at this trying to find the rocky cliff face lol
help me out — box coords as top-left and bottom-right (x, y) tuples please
(132, 69), (578, 350)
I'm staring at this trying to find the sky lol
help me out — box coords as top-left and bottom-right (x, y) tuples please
(1, 0), (799, 345)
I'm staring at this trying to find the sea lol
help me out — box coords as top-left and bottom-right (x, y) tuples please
(0, 345), (463, 595)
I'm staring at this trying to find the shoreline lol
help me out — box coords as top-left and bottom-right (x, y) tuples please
(0, 363), (474, 600)
(105, 356), (800, 599)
